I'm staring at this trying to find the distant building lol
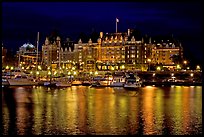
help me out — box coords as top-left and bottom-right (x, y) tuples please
(16, 42), (41, 69)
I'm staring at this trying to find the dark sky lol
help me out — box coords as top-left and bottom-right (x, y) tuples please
(2, 2), (203, 63)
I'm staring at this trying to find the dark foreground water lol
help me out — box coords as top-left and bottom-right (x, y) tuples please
(1, 86), (202, 135)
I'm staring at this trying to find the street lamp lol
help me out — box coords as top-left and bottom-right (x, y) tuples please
(196, 65), (200, 71)
(147, 59), (151, 71)
(183, 60), (187, 70)
(157, 66), (161, 71)
(190, 73), (194, 77)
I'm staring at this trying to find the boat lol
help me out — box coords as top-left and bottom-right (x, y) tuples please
(110, 76), (126, 87)
(55, 77), (71, 87)
(82, 80), (91, 86)
(2, 76), (9, 86)
(91, 75), (111, 87)
(43, 81), (57, 87)
(71, 79), (82, 86)
(56, 81), (71, 87)
(90, 81), (105, 87)
(123, 73), (142, 89)
(7, 75), (38, 86)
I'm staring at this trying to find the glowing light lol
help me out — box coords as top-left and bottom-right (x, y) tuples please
(6, 66), (9, 69)
(157, 66), (161, 71)
(95, 71), (98, 75)
(121, 65), (125, 69)
(38, 65), (41, 70)
(176, 64), (181, 69)
(73, 71), (77, 75)
(36, 71), (39, 75)
(190, 73), (194, 77)
(196, 65), (200, 70)
(147, 59), (151, 62)
(68, 71), (71, 75)
(54, 71), (57, 75)
(10, 66), (14, 70)
(48, 71), (51, 75)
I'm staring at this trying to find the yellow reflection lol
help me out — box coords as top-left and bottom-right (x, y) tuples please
(154, 88), (164, 135)
(142, 88), (155, 135)
(171, 86), (182, 134)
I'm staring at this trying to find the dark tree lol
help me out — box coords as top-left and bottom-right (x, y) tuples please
(170, 54), (182, 64)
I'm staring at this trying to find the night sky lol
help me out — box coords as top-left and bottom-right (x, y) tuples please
(2, 2), (203, 64)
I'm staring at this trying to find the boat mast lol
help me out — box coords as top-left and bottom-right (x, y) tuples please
(58, 40), (61, 76)
(36, 32), (40, 74)
(18, 52), (21, 69)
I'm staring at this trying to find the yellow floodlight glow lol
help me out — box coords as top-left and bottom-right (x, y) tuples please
(95, 71), (98, 75)
(48, 71), (51, 75)
(68, 71), (71, 75)
(36, 71), (39, 75)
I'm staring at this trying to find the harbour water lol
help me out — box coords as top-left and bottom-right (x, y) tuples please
(1, 85), (202, 135)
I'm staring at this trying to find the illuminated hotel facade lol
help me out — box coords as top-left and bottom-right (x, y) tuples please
(41, 29), (183, 72)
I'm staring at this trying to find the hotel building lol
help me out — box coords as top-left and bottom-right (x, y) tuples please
(41, 29), (183, 72)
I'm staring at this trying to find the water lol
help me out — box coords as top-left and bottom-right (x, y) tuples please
(1, 86), (202, 135)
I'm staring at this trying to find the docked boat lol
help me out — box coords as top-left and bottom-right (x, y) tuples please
(7, 75), (38, 86)
(56, 81), (71, 87)
(2, 76), (9, 86)
(82, 80), (91, 86)
(55, 77), (71, 87)
(90, 81), (105, 87)
(123, 73), (142, 89)
(43, 81), (57, 87)
(110, 76), (126, 87)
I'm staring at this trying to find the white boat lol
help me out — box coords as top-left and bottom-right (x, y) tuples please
(110, 76), (126, 87)
(8, 75), (38, 86)
(123, 73), (142, 89)
(2, 76), (9, 86)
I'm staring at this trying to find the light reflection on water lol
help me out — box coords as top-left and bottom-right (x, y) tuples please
(1, 86), (202, 135)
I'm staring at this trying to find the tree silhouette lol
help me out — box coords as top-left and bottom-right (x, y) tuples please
(170, 54), (182, 64)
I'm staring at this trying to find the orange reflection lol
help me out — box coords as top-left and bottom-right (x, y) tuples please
(142, 87), (155, 135)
